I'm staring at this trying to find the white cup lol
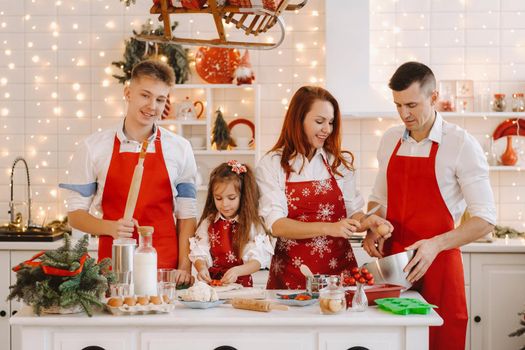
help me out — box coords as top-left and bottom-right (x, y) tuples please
(236, 137), (252, 149)
(189, 136), (204, 149)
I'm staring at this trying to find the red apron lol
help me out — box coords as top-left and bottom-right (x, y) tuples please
(99, 129), (179, 268)
(267, 157), (357, 290)
(208, 218), (252, 287)
(384, 139), (468, 350)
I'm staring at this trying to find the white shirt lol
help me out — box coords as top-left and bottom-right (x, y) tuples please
(369, 112), (496, 225)
(188, 214), (274, 269)
(60, 120), (197, 219)
(256, 148), (365, 230)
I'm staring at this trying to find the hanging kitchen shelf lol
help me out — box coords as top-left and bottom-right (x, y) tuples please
(136, 0), (308, 50)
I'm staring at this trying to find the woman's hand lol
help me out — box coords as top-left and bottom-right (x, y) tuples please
(221, 266), (240, 285)
(174, 269), (194, 286)
(362, 231), (385, 258)
(326, 218), (361, 238)
(196, 267), (212, 283)
(108, 218), (137, 239)
(362, 214), (394, 239)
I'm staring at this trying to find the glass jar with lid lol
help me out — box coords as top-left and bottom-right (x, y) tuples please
(319, 275), (346, 315)
(511, 93), (525, 112)
(491, 94), (506, 112)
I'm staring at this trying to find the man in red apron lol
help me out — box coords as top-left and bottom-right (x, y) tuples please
(364, 62), (496, 350)
(60, 60), (197, 285)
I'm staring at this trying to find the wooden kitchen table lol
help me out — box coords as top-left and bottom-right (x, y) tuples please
(10, 291), (442, 350)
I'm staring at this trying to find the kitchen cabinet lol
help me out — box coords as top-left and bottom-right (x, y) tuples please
(0, 251), (11, 350)
(141, 331), (315, 350)
(11, 290), (441, 350)
(469, 253), (525, 350)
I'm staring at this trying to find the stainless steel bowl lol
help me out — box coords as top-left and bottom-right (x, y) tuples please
(362, 250), (415, 290)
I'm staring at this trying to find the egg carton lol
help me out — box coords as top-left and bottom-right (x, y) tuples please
(105, 302), (175, 316)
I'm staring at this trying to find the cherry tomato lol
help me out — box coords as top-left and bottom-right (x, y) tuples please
(364, 273), (374, 281)
(351, 267), (360, 274)
(360, 268), (369, 275)
(353, 273), (361, 280)
(367, 278), (375, 286)
(281, 295), (289, 299)
(348, 277), (356, 286)
(358, 277), (366, 284)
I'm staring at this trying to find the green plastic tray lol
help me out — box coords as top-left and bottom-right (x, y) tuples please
(375, 297), (438, 315)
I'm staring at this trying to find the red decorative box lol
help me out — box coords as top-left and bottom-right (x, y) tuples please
(345, 284), (403, 307)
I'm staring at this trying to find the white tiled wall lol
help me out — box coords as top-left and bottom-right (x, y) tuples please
(0, 0), (522, 230)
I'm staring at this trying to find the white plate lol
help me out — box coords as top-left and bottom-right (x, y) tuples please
(492, 135), (524, 166)
(178, 299), (226, 309)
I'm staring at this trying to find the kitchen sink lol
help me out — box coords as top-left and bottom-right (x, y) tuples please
(0, 227), (65, 242)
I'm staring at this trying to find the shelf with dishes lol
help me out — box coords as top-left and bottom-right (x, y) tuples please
(489, 166), (522, 171)
(345, 111), (525, 119)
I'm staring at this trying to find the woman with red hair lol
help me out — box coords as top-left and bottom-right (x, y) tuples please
(256, 86), (392, 289)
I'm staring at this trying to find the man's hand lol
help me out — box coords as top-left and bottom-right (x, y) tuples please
(362, 231), (385, 258)
(362, 214), (394, 239)
(327, 218), (361, 238)
(221, 266), (240, 285)
(404, 238), (442, 283)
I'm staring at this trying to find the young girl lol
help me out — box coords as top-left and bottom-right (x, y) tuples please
(189, 160), (273, 287)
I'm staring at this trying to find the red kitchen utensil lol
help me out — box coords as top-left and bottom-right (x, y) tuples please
(492, 118), (525, 140)
(345, 284), (403, 307)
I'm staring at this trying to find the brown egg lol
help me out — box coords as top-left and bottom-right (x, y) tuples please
(123, 296), (136, 306)
(150, 295), (162, 305)
(319, 298), (331, 314)
(107, 297), (123, 307)
(162, 294), (170, 303)
(328, 299), (344, 313)
(377, 223), (390, 236)
(137, 296), (149, 305)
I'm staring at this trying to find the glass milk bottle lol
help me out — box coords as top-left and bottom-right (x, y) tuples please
(133, 226), (157, 295)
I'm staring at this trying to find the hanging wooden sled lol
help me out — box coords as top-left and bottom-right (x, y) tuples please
(136, 0), (308, 50)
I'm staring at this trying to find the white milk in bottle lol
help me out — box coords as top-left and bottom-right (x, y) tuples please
(133, 226), (157, 295)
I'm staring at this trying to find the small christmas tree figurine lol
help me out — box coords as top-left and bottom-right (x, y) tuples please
(8, 234), (115, 316)
(212, 108), (236, 150)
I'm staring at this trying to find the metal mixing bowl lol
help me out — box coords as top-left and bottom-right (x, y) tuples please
(362, 250), (415, 290)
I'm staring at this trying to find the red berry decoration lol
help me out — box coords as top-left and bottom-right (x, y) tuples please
(195, 47), (240, 84)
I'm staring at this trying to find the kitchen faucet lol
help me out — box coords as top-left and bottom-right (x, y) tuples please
(9, 157), (34, 229)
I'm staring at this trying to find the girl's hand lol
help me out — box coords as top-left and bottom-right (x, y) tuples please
(109, 218), (136, 239)
(326, 218), (361, 238)
(221, 266), (240, 285)
(174, 269), (194, 286)
(197, 268), (212, 283)
(362, 215), (394, 239)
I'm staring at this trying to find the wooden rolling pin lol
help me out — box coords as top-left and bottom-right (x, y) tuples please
(231, 298), (288, 312)
(123, 140), (149, 220)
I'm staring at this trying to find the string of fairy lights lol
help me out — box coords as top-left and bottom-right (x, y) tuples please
(0, 0), (324, 225)
(0, 0), (522, 229)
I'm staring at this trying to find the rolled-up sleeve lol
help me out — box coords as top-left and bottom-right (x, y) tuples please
(60, 140), (96, 212)
(174, 141), (197, 219)
(255, 153), (288, 231)
(242, 224), (274, 269)
(456, 134), (497, 225)
(338, 155), (365, 217)
(369, 134), (389, 207)
(188, 220), (213, 266)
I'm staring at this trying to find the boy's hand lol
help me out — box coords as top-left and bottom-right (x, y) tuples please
(109, 218), (136, 239)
